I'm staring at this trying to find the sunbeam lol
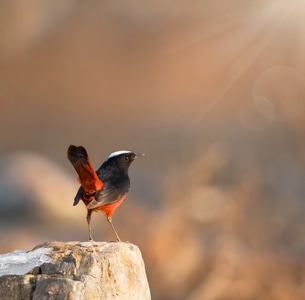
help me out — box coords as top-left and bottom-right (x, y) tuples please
(156, 0), (305, 132)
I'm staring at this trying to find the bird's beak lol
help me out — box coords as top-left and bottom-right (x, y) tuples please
(135, 153), (145, 159)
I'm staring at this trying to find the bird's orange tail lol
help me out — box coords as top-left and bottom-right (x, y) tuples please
(67, 145), (104, 194)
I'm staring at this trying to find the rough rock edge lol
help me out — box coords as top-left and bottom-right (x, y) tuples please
(0, 241), (151, 300)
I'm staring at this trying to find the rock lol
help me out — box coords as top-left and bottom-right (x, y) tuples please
(0, 241), (151, 300)
(0, 247), (52, 276)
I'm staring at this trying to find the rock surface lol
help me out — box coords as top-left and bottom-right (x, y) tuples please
(0, 241), (151, 300)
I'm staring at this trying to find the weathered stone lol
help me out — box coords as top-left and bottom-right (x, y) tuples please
(0, 275), (35, 300)
(33, 278), (83, 300)
(0, 241), (151, 300)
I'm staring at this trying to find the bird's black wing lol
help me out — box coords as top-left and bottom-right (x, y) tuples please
(86, 184), (128, 209)
(73, 186), (84, 206)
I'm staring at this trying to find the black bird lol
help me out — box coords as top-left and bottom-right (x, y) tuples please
(67, 145), (144, 241)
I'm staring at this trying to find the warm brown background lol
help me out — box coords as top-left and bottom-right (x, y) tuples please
(1, 1), (305, 299)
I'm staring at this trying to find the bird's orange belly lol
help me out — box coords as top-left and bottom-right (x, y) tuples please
(94, 194), (127, 217)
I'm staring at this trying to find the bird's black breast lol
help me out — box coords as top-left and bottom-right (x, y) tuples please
(97, 163), (130, 192)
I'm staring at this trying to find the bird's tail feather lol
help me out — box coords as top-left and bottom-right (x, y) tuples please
(67, 145), (104, 194)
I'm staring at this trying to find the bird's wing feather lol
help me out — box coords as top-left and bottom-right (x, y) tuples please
(73, 186), (83, 206)
(86, 185), (127, 209)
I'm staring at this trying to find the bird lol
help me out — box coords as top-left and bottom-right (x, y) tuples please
(67, 145), (144, 242)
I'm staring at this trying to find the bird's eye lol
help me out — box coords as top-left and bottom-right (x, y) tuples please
(124, 155), (130, 161)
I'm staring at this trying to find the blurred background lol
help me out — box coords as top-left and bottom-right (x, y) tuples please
(1, 0), (305, 299)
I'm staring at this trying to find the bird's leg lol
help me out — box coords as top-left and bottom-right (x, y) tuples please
(107, 216), (122, 242)
(86, 209), (93, 241)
